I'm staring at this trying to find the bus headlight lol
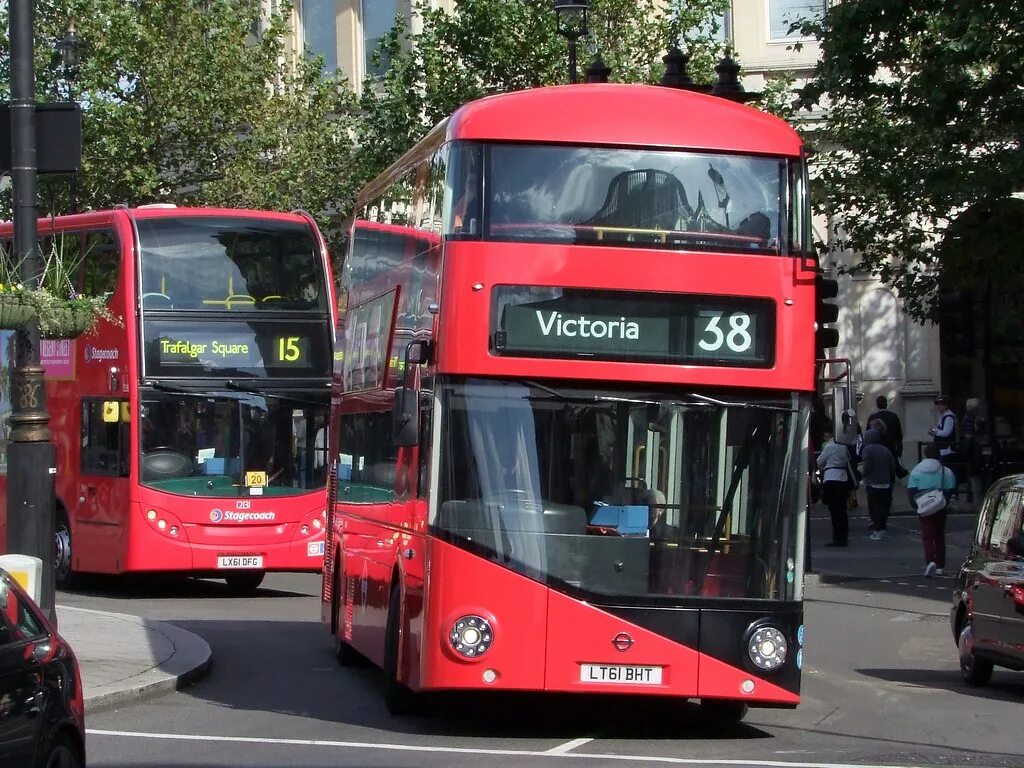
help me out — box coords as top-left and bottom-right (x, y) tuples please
(747, 625), (787, 672)
(449, 615), (493, 658)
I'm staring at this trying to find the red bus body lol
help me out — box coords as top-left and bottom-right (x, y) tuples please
(323, 85), (813, 710)
(0, 207), (334, 589)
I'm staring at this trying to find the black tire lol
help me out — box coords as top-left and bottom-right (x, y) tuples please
(958, 619), (994, 687)
(383, 583), (417, 715)
(699, 698), (749, 724)
(332, 559), (361, 667)
(54, 510), (79, 590)
(38, 732), (83, 768)
(224, 570), (265, 595)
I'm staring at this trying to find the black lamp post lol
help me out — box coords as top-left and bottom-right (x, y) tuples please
(7, 0), (58, 625)
(57, 24), (83, 101)
(56, 24), (83, 214)
(553, 0), (589, 84)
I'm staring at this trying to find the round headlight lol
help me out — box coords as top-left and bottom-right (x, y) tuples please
(747, 625), (787, 672)
(449, 615), (493, 658)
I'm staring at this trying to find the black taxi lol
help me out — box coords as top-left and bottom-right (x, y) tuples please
(951, 475), (1024, 686)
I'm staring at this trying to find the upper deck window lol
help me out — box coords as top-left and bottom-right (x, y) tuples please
(449, 143), (790, 256)
(137, 216), (325, 312)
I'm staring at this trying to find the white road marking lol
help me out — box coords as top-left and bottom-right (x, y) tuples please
(547, 738), (594, 754)
(88, 728), (936, 768)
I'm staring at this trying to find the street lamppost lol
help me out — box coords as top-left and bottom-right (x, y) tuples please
(552, 0), (589, 84)
(56, 24), (83, 214)
(7, 0), (58, 624)
(57, 24), (83, 101)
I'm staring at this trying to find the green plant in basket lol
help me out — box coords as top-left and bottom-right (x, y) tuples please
(0, 233), (121, 338)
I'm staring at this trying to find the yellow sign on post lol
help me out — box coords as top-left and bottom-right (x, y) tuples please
(245, 471), (268, 488)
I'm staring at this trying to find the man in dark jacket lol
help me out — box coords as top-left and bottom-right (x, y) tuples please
(861, 427), (897, 539)
(868, 396), (903, 460)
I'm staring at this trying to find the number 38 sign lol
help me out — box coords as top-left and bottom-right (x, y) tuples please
(693, 309), (762, 361)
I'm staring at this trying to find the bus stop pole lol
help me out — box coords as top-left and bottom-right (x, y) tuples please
(6, 0), (57, 625)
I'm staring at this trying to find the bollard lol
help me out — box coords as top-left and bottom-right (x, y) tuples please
(0, 553), (43, 604)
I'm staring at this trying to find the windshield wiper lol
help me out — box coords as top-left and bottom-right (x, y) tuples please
(686, 393), (798, 413)
(145, 381), (201, 395)
(225, 380), (326, 407)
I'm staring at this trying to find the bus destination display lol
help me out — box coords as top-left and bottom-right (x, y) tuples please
(143, 320), (329, 378)
(492, 286), (773, 367)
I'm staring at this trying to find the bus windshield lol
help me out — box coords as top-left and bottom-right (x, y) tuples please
(436, 378), (805, 601)
(137, 216), (325, 311)
(140, 390), (329, 497)
(448, 143), (788, 255)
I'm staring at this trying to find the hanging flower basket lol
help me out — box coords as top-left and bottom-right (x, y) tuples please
(0, 293), (37, 330)
(39, 298), (98, 340)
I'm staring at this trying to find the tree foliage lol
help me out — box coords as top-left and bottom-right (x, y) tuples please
(355, 0), (731, 182)
(798, 0), (1024, 321)
(0, 0), (360, 243)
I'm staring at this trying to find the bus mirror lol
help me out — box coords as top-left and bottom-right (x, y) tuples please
(393, 386), (420, 447)
(405, 339), (431, 367)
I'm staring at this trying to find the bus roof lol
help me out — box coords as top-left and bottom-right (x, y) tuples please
(0, 206), (313, 232)
(445, 84), (803, 157)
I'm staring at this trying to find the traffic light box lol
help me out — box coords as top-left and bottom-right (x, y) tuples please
(938, 291), (975, 357)
(815, 272), (840, 359)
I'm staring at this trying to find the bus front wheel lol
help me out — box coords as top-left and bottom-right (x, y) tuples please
(384, 583), (418, 716)
(224, 570), (265, 595)
(55, 510), (78, 590)
(699, 698), (749, 724)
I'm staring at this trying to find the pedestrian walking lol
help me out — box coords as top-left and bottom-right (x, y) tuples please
(907, 443), (958, 577)
(868, 395), (906, 476)
(929, 396), (957, 457)
(817, 428), (856, 547)
(837, 408), (862, 509)
(861, 427), (896, 539)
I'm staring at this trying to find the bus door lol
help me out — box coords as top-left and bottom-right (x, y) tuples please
(76, 397), (131, 572)
(337, 407), (402, 665)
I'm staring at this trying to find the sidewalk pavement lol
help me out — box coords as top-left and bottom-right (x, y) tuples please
(56, 605), (212, 712)
(807, 500), (978, 584)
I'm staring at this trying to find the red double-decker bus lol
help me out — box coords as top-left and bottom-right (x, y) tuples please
(0, 206), (334, 593)
(322, 84), (814, 717)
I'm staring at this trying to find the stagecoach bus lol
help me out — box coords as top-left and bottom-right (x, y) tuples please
(0, 206), (334, 593)
(322, 84), (815, 717)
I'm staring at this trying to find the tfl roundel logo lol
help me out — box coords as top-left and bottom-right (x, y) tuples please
(209, 509), (224, 523)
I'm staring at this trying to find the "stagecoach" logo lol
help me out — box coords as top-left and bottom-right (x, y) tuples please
(83, 345), (119, 363)
(208, 509), (276, 523)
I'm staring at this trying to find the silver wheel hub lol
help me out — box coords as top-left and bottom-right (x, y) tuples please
(55, 525), (71, 576)
(958, 625), (975, 665)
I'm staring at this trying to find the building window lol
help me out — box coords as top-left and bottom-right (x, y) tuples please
(363, 0), (397, 78)
(768, 0), (824, 40)
(301, 0), (338, 73)
(681, 4), (732, 46)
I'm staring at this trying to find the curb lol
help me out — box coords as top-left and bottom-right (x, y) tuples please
(58, 606), (212, 713)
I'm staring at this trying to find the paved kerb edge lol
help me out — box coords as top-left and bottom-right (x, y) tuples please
(57, 605), (212, 712)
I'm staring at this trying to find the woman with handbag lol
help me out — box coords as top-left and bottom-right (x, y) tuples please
(817, 428), (855, 547)
(907, 443), (958, 576)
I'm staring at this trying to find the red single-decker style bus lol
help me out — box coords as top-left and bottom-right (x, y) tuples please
(0, 206), (334, 593)
(322, 84), (815, 717)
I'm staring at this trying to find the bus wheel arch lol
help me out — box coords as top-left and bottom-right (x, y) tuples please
(384, 577), (417, 715)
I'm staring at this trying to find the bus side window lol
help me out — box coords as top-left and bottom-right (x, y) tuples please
(81, 399), (129, 477)
(80, 229), (121, 298)
(337, 410), (396, 504)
